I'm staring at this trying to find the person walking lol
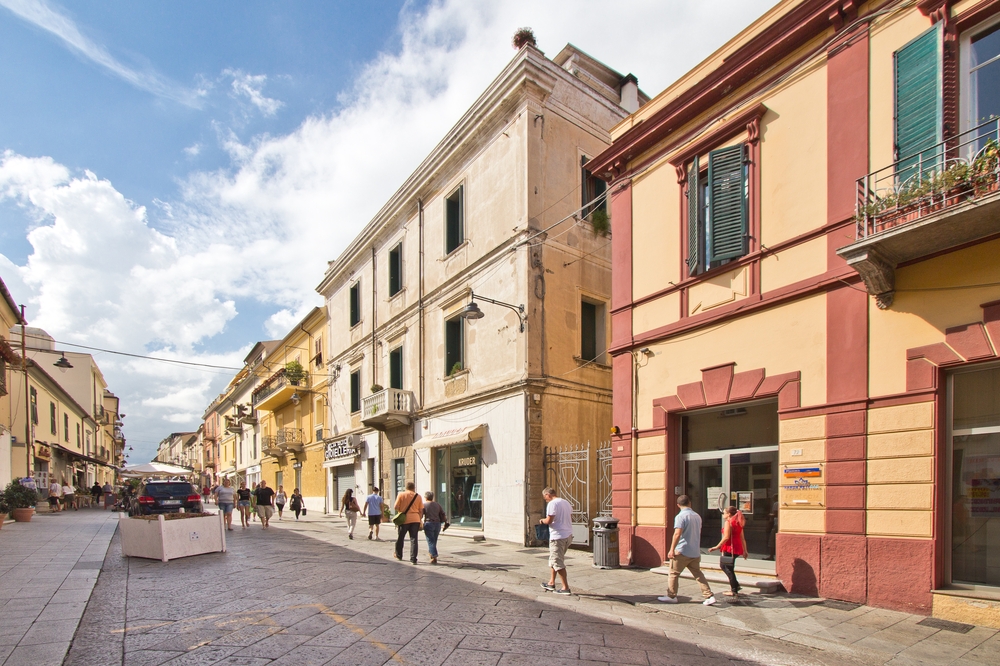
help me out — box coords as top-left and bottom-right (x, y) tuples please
(275, 486), (287, 520)
(289, 488), (303, 520)
(201, 484), (210, 506)
(339, 488), (361, 539)
(708, 506), (749, 597)
(215, 479), (235, 531)
(421, 491), (447, 564)
(539, 487), (573, 595)
(659, 494), (716, 605)
(393, 482), (423, 564)
(90, 482), (102, 508)
(249, 482), (258, 522)
(254, 480), (275, 529)
(103, 481), (114, 510)
(236, 482), (252, 528)
(361, 487), (383, 540)
(48, 479), (62, 512)
(62, 480), (76, 511)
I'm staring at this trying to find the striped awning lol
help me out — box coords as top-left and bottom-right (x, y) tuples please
(413, 424), (486, 450)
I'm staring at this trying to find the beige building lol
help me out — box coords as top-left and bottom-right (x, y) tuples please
(316, 43), (644, 543)
(0, 278), (24, 486)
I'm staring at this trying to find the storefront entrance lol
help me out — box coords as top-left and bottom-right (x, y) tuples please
(681, 401), (779, 560)
(434, 441), (483, 529)
(949, 363), (1000, 588)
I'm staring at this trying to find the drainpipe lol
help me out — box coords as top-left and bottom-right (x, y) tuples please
(20, 308), (31, 478)
(631, 352), (639, 531)
(371, 247), (377, 386)
(418, 199), (425, 408)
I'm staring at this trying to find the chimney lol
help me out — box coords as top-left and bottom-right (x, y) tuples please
(620, 73), (639, 113)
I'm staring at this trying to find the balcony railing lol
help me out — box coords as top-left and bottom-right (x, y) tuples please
(841, 119), (1000, 309)
(261, 435), (284, 456)
(252, 370), (309, 410)
(276, 428), (304, 452)
(361, 388), (415, 431)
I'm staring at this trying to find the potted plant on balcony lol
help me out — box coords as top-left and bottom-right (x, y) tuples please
(972, 140), (999, 196)
(285, 360), (307, 386)
(4, 480), (38, 522)
(370, 384), (384, 393)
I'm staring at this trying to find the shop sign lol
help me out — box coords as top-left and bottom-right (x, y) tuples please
(456, 455), (477, 467)
(34, 444), (51, 461)
(781, 464), (824, 506)
(292, 462), (303, 470)
(325, 438), (358, 462)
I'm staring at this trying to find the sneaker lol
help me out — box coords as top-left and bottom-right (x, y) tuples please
(657, 595), (678, 604)
(703, 596), (717, 606)
(555, 588), (572, 595)
(367, 532), (373, 540)
(541, 583), (555, 592)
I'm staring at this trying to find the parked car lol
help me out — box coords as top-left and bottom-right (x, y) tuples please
(128, 480), (203, 516)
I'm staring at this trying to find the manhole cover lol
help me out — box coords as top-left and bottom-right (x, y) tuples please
(820, 599), (860, 611)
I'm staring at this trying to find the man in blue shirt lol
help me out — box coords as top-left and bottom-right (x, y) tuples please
(361, 487), (384, 541)
(659, 494), (716, 605)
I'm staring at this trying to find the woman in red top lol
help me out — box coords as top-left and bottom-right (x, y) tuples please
(709, 506), (749, 597)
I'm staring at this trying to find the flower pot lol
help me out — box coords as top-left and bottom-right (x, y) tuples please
(12, 508), (33, 522)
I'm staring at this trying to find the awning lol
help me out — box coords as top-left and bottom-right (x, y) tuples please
(413, 424), (486, 450)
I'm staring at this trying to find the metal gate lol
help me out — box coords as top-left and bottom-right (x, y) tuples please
(544, 443), (592, 545)
(597, 441), (613, 518)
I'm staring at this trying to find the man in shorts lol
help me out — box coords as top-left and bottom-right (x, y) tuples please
(539, 487), (573, 595)
(254, 480), (275, 529)
(48, 479), (62, 512)
(361, 487), (383, 540)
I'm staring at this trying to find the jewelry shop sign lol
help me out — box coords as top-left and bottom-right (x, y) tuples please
(780, 464), (824, 507)
(324, 437), (359, 463)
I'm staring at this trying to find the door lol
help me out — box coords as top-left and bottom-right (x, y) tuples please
(335, 465), (355, 512)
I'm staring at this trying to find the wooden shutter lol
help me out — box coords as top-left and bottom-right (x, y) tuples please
(686, 156), (700, 276)
(894, 25), (942, 173)
(708, 144), (748, 263)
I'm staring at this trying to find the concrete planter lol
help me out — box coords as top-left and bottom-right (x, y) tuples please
(11, 508), (33, 522)
(120, 513), (226, 562)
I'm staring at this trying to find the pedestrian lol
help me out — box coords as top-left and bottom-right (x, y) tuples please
(254, 480), (275, 529)
(708, 506), (748, 597)
(393, 482), (423, 564)
(202, 484), (210, 505)
(275, 485), (287, 520)
(62, 480), (77, 511)
(421, 491), (447, 565)
(103, 481), (114, 509)
(215, 478), (235, 531)
(659, 494), (716, 605)
(249, 482), (258, 521)
(289, 488), (303, 520)
(361, 487), (383, 540)
(90, 482), (102, 508)
(236, 481), (252, 528)
(48, 478), (62, 512)
(539, 487), (573, 595)
(339, 488), (361, 539)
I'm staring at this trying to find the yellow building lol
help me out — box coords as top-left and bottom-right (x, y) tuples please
(0, 277), (24, 486)
(255, 308), (329, 511)
(589, 0), (1000, 626)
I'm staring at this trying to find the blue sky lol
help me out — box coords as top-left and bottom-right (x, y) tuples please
(0, 0), (774, 463)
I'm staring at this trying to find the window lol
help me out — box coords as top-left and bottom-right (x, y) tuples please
(389, 243), (403, 296)
(275, 471), (283, 490)
(313, 336), (323, 368)
(581, 155), (607, 217)
(445, 316), (464, 376)
(581, 299), (607, 363)
(686, 144), (748, 276)
(64, 413), (69, 442)
(349, 281), (361, 327)
(390, 347), (403, 390)
(76, 423), (80, 446)
(350, 370), (361, 413)
(894, 24), (942, 176)
(29, 387), (37, 425)
(962, 20), (1000, 138)
(445, 185), (464, 254)
(50, 402), (57, 435)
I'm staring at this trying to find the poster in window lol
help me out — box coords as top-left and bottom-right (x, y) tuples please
(469, 483), (482, 502)
(738, 492), (753, 513)
(707, 486), (724, 511)
(964, 455), (1000, 516)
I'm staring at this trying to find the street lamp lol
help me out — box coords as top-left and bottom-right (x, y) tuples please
(53, 353), (73, 370)
(459, 291), (526, 332)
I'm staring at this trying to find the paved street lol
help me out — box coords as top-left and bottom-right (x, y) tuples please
(3, 508), (999, 665)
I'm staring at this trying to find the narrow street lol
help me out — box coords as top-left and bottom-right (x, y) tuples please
(0, 509), (976, 666)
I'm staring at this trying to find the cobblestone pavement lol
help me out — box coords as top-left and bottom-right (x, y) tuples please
(59, 511), (997, 666)
(0, 506), (117, 666)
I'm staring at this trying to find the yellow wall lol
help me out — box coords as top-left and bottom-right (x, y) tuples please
(631, 159), (682, 300)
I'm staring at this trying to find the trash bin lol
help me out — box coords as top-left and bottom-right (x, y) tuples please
(592, 516), (620, 569)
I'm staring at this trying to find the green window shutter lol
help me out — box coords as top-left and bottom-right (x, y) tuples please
(894, 24), (942, 174)
(708, 144), (747, 263)
(686, 156), (700, 276)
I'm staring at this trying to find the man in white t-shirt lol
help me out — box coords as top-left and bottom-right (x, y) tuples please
(539, 487), (573, 595)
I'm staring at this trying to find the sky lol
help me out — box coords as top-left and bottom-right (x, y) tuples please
(0, 0), (775, 463)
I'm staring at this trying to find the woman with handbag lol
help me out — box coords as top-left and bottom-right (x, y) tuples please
(421, 491), (448, 564)
(339, 488), (361, 539)
(708, 506), (748, 597)
(289, 488), (304, 521)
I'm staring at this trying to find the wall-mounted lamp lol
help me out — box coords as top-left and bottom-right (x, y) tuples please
(459, 291), (526, 332)
(290, 393), (301, 406)
(639, 348), (652, 356)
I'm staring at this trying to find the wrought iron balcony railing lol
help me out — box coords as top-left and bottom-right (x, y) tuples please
(276, 428), (304, 451)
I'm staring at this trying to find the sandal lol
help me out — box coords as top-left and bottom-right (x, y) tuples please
(723, 591), (739, 597)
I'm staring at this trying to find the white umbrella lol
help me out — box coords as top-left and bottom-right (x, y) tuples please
(122, 462), (195, 478)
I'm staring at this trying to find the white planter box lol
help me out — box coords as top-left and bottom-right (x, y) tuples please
(119, 513), (227, 562)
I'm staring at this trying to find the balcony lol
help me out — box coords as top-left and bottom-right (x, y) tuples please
(839, 119), (1000, 309)
(276, 428), (304, 452)
(252, 370), (310, 412)
(261, 435), (284, 457)
(361, 388), (415, 431)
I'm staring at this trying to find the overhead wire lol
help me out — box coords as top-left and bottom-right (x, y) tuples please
(18, 333), (242, 371)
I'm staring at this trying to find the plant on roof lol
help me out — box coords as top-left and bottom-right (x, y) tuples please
(512, 27), (536, 50)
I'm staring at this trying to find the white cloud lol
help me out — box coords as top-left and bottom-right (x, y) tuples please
(0, 0), (204, 107)
(183, 143), (201, 157)
(0, 0), (774, 462)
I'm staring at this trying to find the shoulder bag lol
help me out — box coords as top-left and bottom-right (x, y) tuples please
(393, 493), (418, 526)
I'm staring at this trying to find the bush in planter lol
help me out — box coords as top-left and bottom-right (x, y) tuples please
(4, 480), (37, 509)
(285, 360), (307, 385)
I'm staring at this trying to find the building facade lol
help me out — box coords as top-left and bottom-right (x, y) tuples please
(589, 0), (1000, 626)
(317, 43), (643, 543)
(0, 278), (24, 487)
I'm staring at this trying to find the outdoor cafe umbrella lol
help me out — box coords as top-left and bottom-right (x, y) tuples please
(121, 462), (195, 478)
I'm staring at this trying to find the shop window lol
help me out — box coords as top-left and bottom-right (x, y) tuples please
(581, 155), (607, 217)
(685, 144), (749, 276)
(390, 346), (403, 390)
(63, 413), (69, 442)
(445, 185), (464, 254)
(350, 369), (361, 413)
(445, 316), (464, 376)
(434, 441), (483, 529)
(580, 299), (606, 363)
(50, 402), (57, 435)
(349, 281), (361, 327)
(389, 243), (403, 296)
